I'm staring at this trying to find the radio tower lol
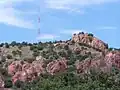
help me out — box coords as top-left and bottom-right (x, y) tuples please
(37, 5), (40, 42)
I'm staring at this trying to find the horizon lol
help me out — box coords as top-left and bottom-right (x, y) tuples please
(0, 0), (120, 48)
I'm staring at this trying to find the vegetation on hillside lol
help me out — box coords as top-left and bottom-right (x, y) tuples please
(0, 33), (120, 90)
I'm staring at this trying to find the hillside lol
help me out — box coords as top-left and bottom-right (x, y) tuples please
(0, 32), (120, 90)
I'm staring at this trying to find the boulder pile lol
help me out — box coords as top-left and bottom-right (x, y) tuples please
(72, 32), (108, 52)
(8, 59), (68, 84)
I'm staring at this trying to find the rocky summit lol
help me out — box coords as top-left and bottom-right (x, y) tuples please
(0, 32), (120, 90)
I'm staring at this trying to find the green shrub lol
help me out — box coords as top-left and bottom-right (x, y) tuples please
(37, 45), (44, 50)
(4, 79), (13, 88)
(6, 54), (13, 59)
(14, 80), (24, 88)
(24, 57), (35, 63)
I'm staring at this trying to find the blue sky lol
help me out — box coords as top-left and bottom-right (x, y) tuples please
(0, 0), (120, 48)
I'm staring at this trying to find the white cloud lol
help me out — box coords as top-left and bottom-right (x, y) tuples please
(36, 34), (60, 40)
(45, 0), (119, 12)
(98, 26), (117, 30)
(0, 0), (35, 29)
(60, 29), (86, 35)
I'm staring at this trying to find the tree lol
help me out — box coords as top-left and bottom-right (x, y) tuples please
(5, 43), (9, 48)
(21, 41), (28, 46)
(0, 43), (4, 47)
(10, 41), (17, 46)
(88, 33), (94, 37)
(108, 47), (113, 51)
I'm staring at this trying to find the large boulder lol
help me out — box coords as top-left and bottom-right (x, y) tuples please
(12, 71), (27, 84)
(8, 61), (25, 76)
(104, 51), (120, 68)
(46, 59), (68, 75)
(32, 60), (46, 76)
(10, 60), (46, 84)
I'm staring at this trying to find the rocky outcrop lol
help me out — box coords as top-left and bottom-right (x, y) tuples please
(105, 51), (120, 68)
(8, 60), (45, 84)
(9, 59), (68, 83)
(7, 49), (120, 84)
(72, 33), (108, 52)
(46, 59), (68, 75)
(8, 61), (25, 76)
(75, 51), (120, 74)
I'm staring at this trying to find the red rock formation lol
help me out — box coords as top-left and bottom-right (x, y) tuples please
(12, 71), (28, 84)
(32, 61), (45, 76)
(46, 59), (68, 75)
(72, 33), (108, 52)
(105, 51), (120, 68)
(75, 60), (91, 74)
(8, 61), (25, 76)
(75, 51), (120, 74)
(9, 60), (45, 84)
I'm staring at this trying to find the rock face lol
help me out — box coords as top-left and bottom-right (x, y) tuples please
(72, 33), (108, 52)
(105, 51), (120, 68)
(8, 59), (68, 83)
(8, 61), (24, 76)
(0, 74), (4, 88)
(46, 59), (68, 75)
(8, 60), (45, 84)
(75, 51), (120, 74)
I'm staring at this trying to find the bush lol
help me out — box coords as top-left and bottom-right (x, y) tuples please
(0, 68), (8, 76)
(24, 57), (35, 63)
(64, 45), (69, 50)
(18, 45), (22, 49)
(33, 51), (40, 57)
(4, 79), (13, 88)
(37, 45), (44, 50)
(1, 56), (6, 62)
(30, 45), (37, 51)
(16, 50), (22, 56)
(6, 54), (13, 59)
(12, 51), (17, 56)
(14, 80), (24, 88)
(58, 51), (66, 57)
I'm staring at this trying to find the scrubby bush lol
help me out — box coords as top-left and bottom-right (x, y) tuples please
(20, 67), (120, 90)
(6, 54), (13, 59)
(24, 57), (35, 63)
(4, 79), (13, 88)
(14, 80), (24, 88)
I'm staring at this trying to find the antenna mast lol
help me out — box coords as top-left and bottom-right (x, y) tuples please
(37, 4), (40, 42)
